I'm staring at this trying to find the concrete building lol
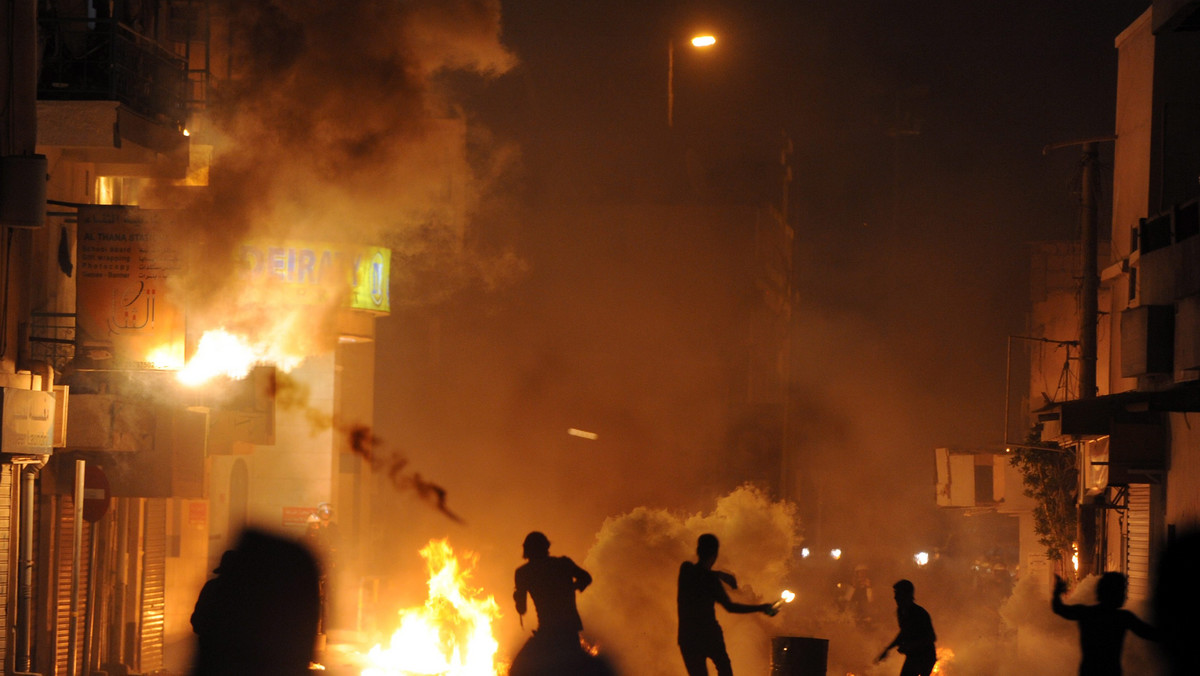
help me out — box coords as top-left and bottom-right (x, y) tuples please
(0, 2), (402, 673)
(1034, 0), (1200, 601)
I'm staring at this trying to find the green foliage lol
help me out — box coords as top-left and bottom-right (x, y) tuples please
(1008, 429), (1077, 562)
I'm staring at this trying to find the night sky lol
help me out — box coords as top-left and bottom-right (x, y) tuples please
(368, 0), (1152, 623)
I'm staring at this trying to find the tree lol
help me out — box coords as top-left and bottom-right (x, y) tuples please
(1009, 428), (1077, 565)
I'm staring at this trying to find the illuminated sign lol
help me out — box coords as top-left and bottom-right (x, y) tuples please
(239, 241), (390, 313)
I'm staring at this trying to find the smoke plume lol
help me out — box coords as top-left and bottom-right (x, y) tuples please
(145, 0), (520, 343)
(577, 485), (800, 676)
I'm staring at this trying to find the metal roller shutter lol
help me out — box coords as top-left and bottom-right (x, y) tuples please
(1125, 483), (1151, 602)
(54, 495), (91, 676)
(0, 464), (13, 665)
(139, 499), (167, 671)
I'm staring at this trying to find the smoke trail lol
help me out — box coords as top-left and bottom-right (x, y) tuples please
(269, 371), (463, 522)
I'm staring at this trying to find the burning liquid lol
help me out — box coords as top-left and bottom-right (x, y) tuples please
(361, 539), (504, 676)
(177, 328), (305, 385)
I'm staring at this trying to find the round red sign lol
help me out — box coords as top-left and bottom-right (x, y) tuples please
(82, 465), (111, 523)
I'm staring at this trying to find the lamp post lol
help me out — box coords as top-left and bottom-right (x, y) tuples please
(668, 34), (716, 127)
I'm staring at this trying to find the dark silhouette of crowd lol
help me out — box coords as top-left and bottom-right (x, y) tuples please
(186, 523), (1200, 676)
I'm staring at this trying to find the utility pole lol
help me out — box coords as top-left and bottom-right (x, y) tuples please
(1043, 135), (1113, 578)
(1079, 142), (1100, 401)
(779, 132), (795, 502)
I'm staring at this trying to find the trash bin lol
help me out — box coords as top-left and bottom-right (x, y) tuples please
(770, 636), (828, 675)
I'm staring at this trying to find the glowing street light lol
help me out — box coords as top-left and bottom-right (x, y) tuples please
(668, 34), (717, 127)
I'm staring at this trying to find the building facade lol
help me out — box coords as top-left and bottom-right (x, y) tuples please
(1034, 0), (1200, 600)
(0, 2), (395, 674)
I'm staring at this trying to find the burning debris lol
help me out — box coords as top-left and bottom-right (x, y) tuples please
(360, 539), (503, 676)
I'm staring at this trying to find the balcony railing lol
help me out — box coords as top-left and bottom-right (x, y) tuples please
(38, 17), (187, 129)
(28, 311), (76, 374)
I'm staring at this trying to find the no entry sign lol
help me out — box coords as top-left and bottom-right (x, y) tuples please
(82, 465), (110, 523)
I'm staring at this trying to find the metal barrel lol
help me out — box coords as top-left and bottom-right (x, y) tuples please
(770, 636), (828, 676)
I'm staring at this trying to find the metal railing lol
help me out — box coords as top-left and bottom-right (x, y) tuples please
(37, 17), (188, 128)
(29, 311), (76, 374)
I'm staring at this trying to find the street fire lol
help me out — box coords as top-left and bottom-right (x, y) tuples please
(931, 647), (955, 674)
(176, 328), (305, 386)
(361, 539), (504, 676)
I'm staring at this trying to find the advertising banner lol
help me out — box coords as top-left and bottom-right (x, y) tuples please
(76, 206), (185, 370)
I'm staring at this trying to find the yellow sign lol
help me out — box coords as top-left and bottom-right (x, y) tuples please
(238, 241), (390, 313)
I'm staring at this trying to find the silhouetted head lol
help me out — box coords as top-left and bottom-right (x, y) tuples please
(523, 531), (551, 559)
(213, 549), (238, 575)
(201, 528), (320, 675)
(696, 533), (720, 565)
(1096, 572), (1128, 608)
(893, 579), (915, 604)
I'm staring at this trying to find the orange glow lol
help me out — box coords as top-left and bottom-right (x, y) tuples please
(146, 344), (185, 371)
(178, 328), (305, 386)
(691, 35), (716, 47)
(361, 539), (504, 676)
(931, 647), (955, 674)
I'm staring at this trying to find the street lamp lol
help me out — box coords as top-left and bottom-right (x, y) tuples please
(668, 34), (716, 127)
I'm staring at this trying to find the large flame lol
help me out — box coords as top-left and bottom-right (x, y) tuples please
(177, 328), (306, 386)
(362, 539), (504, 676)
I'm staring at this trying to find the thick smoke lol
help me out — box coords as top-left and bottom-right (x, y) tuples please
(564, 482), (1163, 676)
(577, 485), (799, 676)
(147, 0), (520, 339)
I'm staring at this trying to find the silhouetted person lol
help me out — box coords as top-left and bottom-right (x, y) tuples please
(513, 531), (592, 645)
(1153, 529), (1200, 676)
(844, 564), (874, 628)
(677, 533), (777, 676)
(877, 579), (937, 676)
(189, 529), (321, 676)
(189, 549), (238, 676)
(304, 502), (339, 633)
(1053, 572), (1156, 676)
(511, 531), (600, 676)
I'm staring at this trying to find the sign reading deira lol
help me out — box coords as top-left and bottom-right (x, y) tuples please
(238, 241), (390, 313)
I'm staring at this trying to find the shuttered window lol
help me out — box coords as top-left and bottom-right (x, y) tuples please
(1125, 483), (1151, 602)
(0, 465), (14, 665)
(54, 496), (91, 676)
(139, 499), (167, 671)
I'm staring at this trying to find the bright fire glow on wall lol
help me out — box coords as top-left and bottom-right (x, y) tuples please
(177, 328), (305, 386)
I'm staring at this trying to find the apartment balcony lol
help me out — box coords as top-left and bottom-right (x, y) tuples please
(37, 16), (189, 174)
